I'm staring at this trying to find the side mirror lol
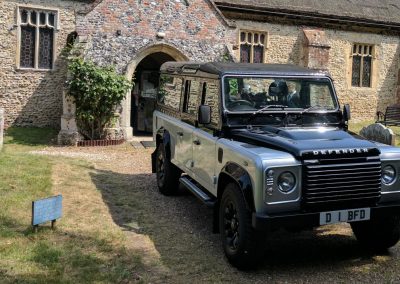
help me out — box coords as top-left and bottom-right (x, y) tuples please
(343, 104), (351, 121)
(198, 105), (211, 125)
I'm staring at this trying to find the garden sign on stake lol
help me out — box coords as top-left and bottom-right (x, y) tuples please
(32, 195), (63, 232)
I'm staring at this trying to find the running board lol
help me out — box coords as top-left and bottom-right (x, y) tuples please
(179, 176), (216, 208)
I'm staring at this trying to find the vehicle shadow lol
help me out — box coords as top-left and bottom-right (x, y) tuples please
(90, 168), (398, 282)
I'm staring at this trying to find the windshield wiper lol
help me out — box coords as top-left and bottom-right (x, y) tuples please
(291, 106), (334, 126)
(302, 105), (329, 113)
(246, 105), (288, 125)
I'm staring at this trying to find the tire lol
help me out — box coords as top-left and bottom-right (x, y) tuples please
(351, 216), (400, 251)
(219, 183), (265, 269)
(155, 142), (181, 195)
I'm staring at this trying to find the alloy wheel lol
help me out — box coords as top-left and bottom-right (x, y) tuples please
(224, 201), (240, 251)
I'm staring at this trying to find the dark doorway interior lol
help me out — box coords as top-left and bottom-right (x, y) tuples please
(131, 52), (175, 134)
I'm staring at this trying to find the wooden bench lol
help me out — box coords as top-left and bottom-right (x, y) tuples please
(376, 104), (400, 126)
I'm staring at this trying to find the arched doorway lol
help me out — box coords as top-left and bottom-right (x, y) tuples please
(121, 44), (188, 139)
(131, 52), (175, 133)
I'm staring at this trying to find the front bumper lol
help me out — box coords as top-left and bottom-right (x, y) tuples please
(252, 204), (400, 231)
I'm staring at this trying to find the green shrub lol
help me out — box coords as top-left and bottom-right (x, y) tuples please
(67, 58), (132, 140)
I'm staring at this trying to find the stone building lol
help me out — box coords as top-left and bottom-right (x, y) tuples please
(0, 1), (87, 129)
(1, 0), (400, 142)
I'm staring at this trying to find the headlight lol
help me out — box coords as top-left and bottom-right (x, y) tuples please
(382, 165), (396, 185)
(277, 172), (296, 193)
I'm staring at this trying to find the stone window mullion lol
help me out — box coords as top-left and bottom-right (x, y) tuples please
(34, 12), (40, 69)
(359, 46), (363, 87)
(250, 36), (254, 63)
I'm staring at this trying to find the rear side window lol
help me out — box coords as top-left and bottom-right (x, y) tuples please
(158, 75), (183, 111)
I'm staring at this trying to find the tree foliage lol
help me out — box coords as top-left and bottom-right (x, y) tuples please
(67, 58), (132, 140)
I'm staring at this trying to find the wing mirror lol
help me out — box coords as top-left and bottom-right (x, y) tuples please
(198, 105), (211, 125)
(343, 104), (351, 121)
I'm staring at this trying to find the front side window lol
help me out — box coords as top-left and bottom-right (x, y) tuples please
(201, 81), (220, 126)
(224, 77), (338, 112)
(351, 44), (373, 87)
(18, 7), (57, 70)
(239, 31), (267, 63)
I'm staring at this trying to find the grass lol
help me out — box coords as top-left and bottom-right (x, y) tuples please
(0, 128), (149, 283)
(4, 127), (58, 147)
(349, 120), (400, 146)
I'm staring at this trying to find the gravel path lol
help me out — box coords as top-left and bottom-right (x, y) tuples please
(31, 144), (400, 283)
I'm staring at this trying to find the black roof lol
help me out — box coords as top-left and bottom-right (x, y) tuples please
(160, 62), (329, 77)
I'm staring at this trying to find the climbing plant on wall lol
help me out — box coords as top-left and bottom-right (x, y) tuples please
(67, 58), (132, 140)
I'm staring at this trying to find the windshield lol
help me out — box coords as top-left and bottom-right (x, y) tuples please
(224, 77), (338, 112)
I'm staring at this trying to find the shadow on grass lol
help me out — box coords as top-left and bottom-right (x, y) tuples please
(0, 215), (145, 283)
(4, 127), (58, 146)
(89, 168), (395, 281)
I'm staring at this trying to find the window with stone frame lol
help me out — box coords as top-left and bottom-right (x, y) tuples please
(18, 7), (58, 70)
(239, 31), (267, 63)
(351, 44), (374, 87)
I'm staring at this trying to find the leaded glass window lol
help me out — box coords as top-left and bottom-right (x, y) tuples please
(20, 26), (36, 68)
(351, 44), (373, 87)
(239, 31), (267, 63)
(18, 7), (58, 70)
(39, 28), (54, 69)
(240, 44), (251, 63)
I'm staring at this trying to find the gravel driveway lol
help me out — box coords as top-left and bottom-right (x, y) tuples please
(33, 144), (400, 283)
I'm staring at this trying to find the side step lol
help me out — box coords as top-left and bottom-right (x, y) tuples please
(179, 176), (217, 208)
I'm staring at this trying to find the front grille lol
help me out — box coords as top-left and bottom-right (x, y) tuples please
(303, 157), (381, 211)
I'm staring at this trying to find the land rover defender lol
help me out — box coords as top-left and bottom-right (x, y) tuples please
(151, 62), (400, 268)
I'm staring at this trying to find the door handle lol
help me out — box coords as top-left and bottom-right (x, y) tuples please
(177, 131), (184, 137)
(193, 139), (201, 145)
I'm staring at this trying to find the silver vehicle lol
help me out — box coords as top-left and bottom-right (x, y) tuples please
(152, 62), (400, 269)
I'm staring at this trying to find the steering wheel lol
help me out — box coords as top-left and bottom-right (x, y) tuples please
(228, 100), (254, 108)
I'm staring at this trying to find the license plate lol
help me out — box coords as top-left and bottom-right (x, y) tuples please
(319, 208), (371, 225)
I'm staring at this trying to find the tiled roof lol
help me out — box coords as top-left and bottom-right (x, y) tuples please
(214, 0), (400, 26)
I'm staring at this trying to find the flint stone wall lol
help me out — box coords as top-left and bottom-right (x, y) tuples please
(360, 123), (396, 146)
(77, 0), (236, 72)
(0, 0), (89, 128)
(0, 108), (4, 149)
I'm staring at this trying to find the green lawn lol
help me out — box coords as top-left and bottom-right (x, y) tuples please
(1, 128), (54, 233)
(0, 128), (146, 283)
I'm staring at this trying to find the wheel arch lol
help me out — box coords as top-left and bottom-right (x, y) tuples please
(152, 127), (172, 173)
(217, 162), (256, 212)
(213, 162), (256, 234)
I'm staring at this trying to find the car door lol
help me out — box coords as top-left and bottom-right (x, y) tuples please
(174, 79), (200, 173)
(192, 81), (220, 194)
